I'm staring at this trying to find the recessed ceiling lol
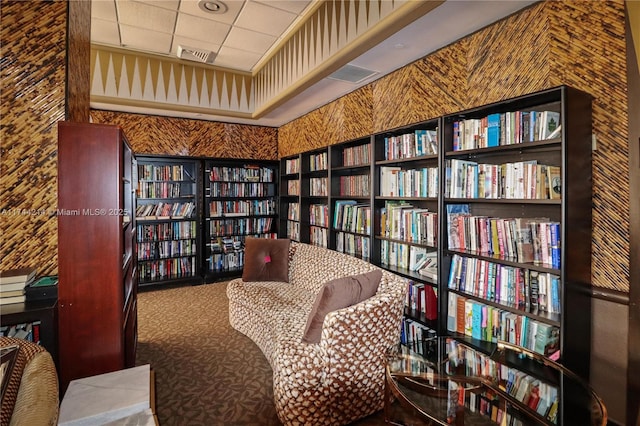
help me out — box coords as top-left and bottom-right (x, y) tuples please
(90, 0), (536, 127)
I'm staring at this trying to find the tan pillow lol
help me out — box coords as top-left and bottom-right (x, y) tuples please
(302, 270), (382, 344)
(242, 238), (290, 282)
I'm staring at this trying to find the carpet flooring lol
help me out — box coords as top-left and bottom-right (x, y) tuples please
(136, 282), (387, 426)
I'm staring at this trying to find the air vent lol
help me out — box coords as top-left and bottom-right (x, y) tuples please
(177, 45), (216, 64)
(327, 64), (378, 84)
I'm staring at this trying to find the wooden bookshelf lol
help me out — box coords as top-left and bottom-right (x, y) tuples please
(57, 121), (138, 391)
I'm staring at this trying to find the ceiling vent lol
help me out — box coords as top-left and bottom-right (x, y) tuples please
(327, 64), (378, 84)
(177, 45), (216, 65)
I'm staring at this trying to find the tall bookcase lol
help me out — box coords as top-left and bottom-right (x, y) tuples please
(57, 121), (138, 391)
(330, 137), (372, 260)
(203, 160), (278, 281)
(279, 155), (301, 241)
(301, 148), (330, 247)
(135, 156), (201, 287)
(439, 86), (593, 379)
(278, 86), (593, 379)
(372, 121), (441, 335)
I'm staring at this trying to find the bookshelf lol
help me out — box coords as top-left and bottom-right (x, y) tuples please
(373, 121), (441, 331)
(439, 86), (593, 379)
(278, 85), (593, 380)
(301, 148), (330, 247)
(57, 121), (138, 391)
(203, 160), (279, 281)
(135, 156), (201, 287)
(330, 137), (373, 260)
(279, 154), (301, 242)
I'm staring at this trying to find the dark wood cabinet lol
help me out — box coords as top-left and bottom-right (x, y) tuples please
(57, 121), (137, 392)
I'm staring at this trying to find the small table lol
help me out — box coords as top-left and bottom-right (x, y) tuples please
(384, 338), (607, 426)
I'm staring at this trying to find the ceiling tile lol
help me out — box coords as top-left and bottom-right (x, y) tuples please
(135, 0), (180, 11)
(178, 0), (246, 26)
(215, 46), (262, 71)
(235, 1), (297, 36)
(116, 0), (177, 34)
(175, 13), (231, 45)
(120, 25), (174, 54)
(171, 35), (221, 57)
(224, 26), (276, 55)
(91, 19), (122, 45)
(254, 0), (311, 15)
(91, 0), (117, 21)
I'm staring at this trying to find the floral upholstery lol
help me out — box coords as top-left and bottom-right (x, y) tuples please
(227, 242), (408, 425)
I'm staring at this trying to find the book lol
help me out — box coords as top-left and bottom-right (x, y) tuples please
(0, 267), (37, 286)
(0, 294), (26, 305)
(546, 166), (561, 199)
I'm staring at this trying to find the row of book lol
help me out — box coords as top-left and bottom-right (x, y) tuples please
(383, 128), (438, 160)
(335, 232), (370, 261)
(287, 180), (300, 196)
(137, 181), (189, 199)
(309, 203), (329, 227)
(286, 220), (300, 241)
(138, 164), (192, 182)
(379, 166), (438, 198)
(208, 199), (275, 217)
(445, 339), (559, 423)
(452, 110), (561, 151)
(309, 152), (328, 171)
(284, 158), (300, 174)
(139, 257), (197, 282)
(309, 177), (328, 196)
(137, 221), (197, 242)
(208, 252), (244, 272)
(310, 226), (328, 248)
(399, 318), (437, 354)
(333, 200), (371, 235)
(209, 182), (274, 198)
(287, 202), (300, 221)
(342, 143), (370, 167)
(447, 292), (560, 357)
(338, 174), (370, 197)
(137, 240), (196, 261)
(136, 201), (195, 220)
(380, 201), (438, 246)
(405, 280), (438, 320)
(209, 217), (273, 237)
(448, 254), (561, 314)
(1, 321), (41, 344)
(448, 212), (561, 268)
(446, 159), (561, 200)
(209, 234), (276, 254)
(209, 165), (274, 183)
(0, 267), (37, 305)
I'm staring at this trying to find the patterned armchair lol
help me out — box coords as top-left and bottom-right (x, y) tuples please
(227, 242), (408, 425)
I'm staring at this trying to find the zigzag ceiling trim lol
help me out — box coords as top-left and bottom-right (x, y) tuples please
(90, 0), (443, 120)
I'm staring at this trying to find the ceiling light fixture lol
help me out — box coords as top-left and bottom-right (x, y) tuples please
(198, 0), (227, 14)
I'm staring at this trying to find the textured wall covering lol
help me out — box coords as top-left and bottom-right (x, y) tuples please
(278, 1), (630, 292)
(90, 110), (277, 160)
(67, 0), (91, 122)
(0, 0), (67, 275)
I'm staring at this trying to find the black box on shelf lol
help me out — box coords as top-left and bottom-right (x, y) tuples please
(25, 276), (58, 301)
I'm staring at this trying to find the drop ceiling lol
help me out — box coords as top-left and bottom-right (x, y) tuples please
(91, 0), (536, 127)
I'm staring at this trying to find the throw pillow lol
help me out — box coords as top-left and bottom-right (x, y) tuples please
(302, 269), (382, 344)
(242, 237), (291, 282)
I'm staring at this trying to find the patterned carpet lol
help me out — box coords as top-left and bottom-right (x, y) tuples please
(136, 281), (387, 426)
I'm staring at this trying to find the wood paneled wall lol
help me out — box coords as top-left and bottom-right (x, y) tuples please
(278, 1), (630, 292)
(90, 111), (278, 160)
(0, 0), (67, 275)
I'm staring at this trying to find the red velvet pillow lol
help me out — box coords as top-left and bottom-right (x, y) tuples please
(302, 270), (382, 344)
(242, 238), (290, 283)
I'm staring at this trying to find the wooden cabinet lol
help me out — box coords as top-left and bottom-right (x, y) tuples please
(57, 121), (137, 392)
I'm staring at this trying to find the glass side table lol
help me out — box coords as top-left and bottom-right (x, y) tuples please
(384, 337), (607, 426)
